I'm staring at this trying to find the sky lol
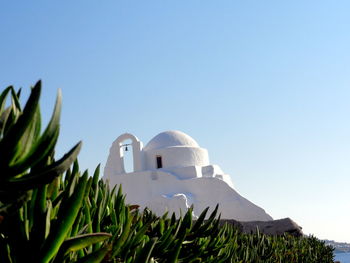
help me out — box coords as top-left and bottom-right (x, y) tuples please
(1, 1), (350, 243)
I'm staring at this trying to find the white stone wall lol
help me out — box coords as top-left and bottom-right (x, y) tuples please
(105, 169), (272, 221)
(165, 166), (202, 179)
(144, 147), (209, 170)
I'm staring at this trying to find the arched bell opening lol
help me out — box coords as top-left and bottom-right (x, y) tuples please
(120, 138), (134, 173)
(104, 133), (144, 177)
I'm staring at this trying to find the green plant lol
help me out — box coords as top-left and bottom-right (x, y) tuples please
(1, 158), (335, 263)
(0, 82), (109, 263)
(0, 81), (81, 214)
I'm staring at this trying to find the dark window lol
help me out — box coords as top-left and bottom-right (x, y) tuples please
(156, 156), (162, 169)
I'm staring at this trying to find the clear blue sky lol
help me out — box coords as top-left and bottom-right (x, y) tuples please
(1, 1), (350, 242)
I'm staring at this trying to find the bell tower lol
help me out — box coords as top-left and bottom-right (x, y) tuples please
(104, 133), (143, 176)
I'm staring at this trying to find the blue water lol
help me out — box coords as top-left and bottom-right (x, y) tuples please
(335, 252), (350, 263)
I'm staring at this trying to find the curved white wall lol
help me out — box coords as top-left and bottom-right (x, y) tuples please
(144, 147), (210, 170)
(166, 166), (201, 179)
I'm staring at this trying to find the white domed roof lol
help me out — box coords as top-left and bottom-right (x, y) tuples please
(143, 130), (200, 151)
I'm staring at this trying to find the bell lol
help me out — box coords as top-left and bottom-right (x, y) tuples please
(125, 146), (128, 151)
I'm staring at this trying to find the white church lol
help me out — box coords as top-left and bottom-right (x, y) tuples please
(104, 130), (272, 221)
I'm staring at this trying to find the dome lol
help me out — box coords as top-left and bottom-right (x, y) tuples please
(143, 130), (200, 151)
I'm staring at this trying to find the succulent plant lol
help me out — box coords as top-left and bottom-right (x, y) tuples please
(0, 80), (81, 215)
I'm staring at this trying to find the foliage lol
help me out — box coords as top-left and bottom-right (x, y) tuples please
(0, 82), (335, 262)
(0, 162), (335, 263)
(0, 81), (81, 215)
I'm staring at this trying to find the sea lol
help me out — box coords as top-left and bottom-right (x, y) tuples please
(335, 252), (350, 263)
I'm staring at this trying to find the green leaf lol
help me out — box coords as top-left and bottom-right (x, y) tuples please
(134, 238), (158, 263)
(128, 218), (153, 248)
(0, 86), (12, 115)
(3, 142), (82, 191)
(92, 164), (100, 203)
(167, 231), (187, 263)
(61, 233), (112, 255)
(38, 171), (88, 263)
(10, 87), (22, 112)
(8, 88), (62, 175)
(83, 198), (93, 234)
(192, 207), (209, 233)
(14, 105), (41, 164)
(30, 185), (48, 247)
(45, 200), (52, 239)
(75, 245), (111, 263)
(179, 206), (193, 234)
(0, 81), (41, 169)
(111, 209), (132, 258)
(0, 107), (12, 137)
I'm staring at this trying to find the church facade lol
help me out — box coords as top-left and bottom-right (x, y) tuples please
(104, 130), (272, 221)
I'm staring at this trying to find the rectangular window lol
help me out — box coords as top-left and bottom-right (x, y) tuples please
(156, 156), (162, 169)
